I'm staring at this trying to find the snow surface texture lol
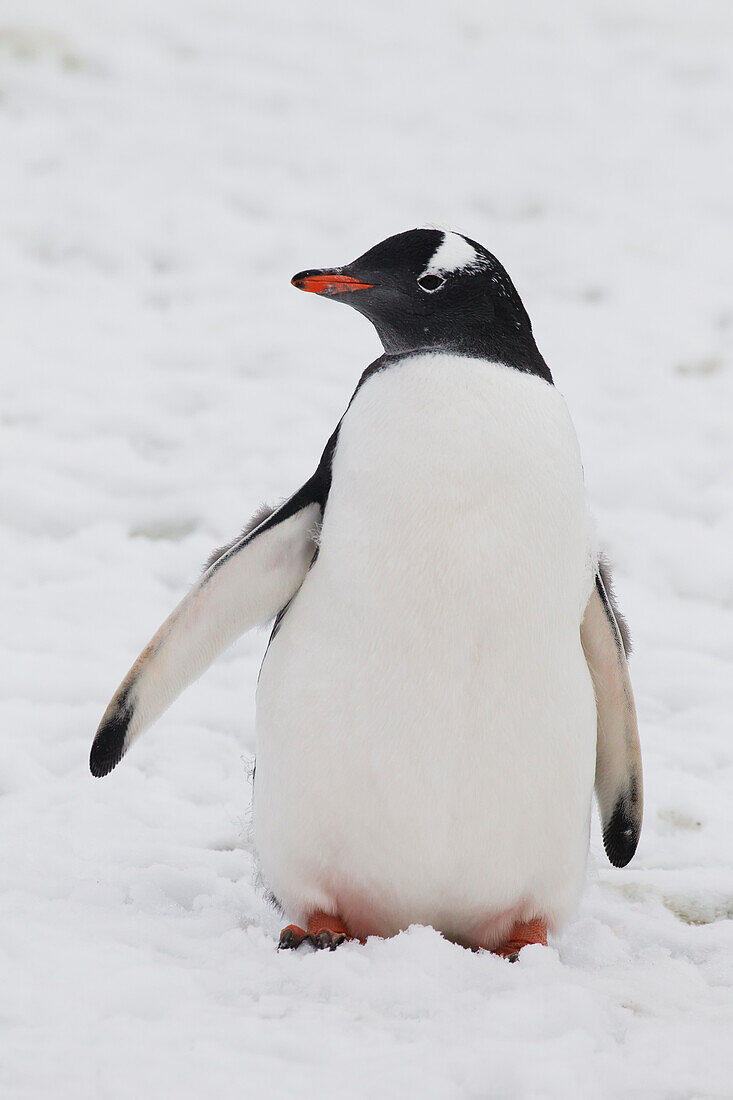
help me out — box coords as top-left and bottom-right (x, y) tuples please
(1, 1), (732, 1097)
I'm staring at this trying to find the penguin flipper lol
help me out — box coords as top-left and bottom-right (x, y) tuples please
(89, 490), (321, 777)
(581, 570), (643, 867)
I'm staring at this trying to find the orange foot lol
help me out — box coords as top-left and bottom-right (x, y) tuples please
(278, 911), (352, 951)
(493, 918), (547, 961)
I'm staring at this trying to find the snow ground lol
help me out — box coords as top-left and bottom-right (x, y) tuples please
(1, 1), (732, 1096)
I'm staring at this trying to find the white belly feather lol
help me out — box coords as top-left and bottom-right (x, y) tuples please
(254, 354), (597, 942)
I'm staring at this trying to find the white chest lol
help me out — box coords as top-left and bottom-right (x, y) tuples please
(320, 353), (594, 638)
(254, 354), (597, 938)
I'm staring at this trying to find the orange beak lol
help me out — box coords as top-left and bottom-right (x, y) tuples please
(291, 270), (375, 295)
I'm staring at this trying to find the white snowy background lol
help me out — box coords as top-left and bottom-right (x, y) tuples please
(2, 1), (732, 1096)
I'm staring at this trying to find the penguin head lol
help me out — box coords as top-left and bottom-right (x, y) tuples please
(292, 228), (551, 380)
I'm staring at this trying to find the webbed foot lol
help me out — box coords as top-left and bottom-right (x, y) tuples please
(493, 918), (547, 960)
(278, 911), (352, 951)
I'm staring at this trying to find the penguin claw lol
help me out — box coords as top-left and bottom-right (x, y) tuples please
(308, 929), (346, 951)
(278, 924), (307, 950)
(278, 913), (351, 951)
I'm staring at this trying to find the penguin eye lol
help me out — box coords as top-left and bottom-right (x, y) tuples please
(417, 273), (445, 293)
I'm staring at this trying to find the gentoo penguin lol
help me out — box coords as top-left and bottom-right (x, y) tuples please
(90, 229), (642, 957)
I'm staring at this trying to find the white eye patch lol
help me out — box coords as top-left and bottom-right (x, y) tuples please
(425, 231), (482, 275)
(417, 231), (485, 291)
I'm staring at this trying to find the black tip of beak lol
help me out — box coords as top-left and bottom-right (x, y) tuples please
(291, 269), (320, 290)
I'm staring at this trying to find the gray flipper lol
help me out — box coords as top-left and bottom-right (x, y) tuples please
(90, 489), (321, 777)
(581, 568), (643, 867)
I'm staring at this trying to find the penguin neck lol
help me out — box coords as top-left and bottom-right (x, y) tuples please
(375, 323), (553, 383)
